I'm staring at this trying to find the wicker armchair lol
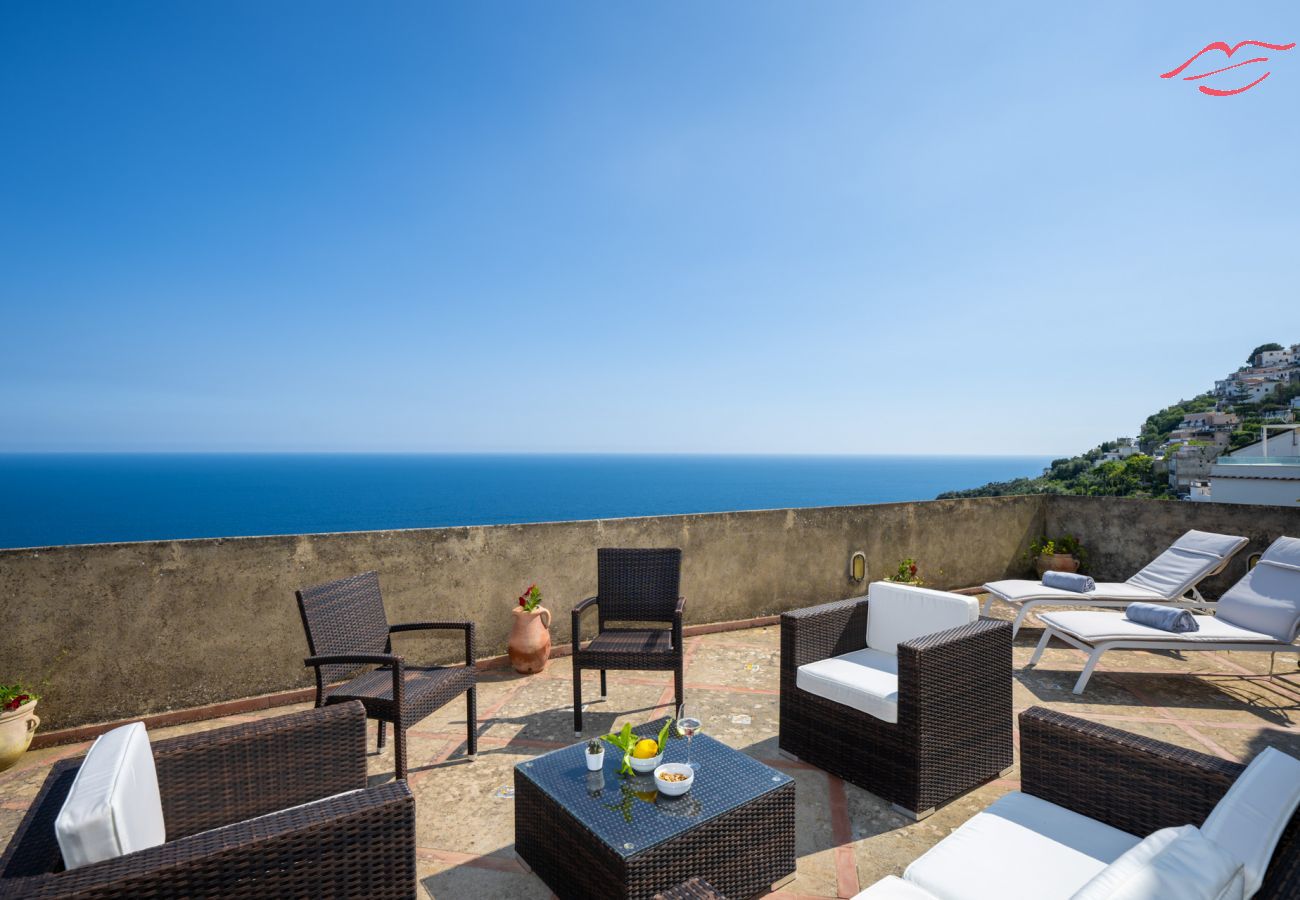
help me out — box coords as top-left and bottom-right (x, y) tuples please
(1019, 707), (1299, 899)
(572, 548), (685, 733)
(779, 594), (1012, 818)
(297, 571), (477, 779)
(0, 702), (415, 899)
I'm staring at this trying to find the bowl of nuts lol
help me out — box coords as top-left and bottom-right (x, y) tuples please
(653, 762), (695, 796)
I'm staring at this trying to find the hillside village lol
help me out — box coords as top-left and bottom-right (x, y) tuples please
(940, 341), (1300, 505)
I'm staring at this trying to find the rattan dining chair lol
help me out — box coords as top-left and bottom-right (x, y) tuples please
(296, 571), (477, 779)
(571, 548), (685, 734)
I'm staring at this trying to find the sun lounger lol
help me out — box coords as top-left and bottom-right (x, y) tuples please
(982, 529), (1248, 636)
(1027, 536), (1300, 694)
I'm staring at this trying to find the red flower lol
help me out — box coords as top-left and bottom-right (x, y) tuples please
(908, 564), (917, 576)
(519, 597), (526, 607)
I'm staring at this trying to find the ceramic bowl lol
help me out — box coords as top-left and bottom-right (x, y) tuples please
(653, 762), (694, 796)
(628, 752), (663, 774)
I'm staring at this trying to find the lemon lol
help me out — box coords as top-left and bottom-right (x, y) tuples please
(632, 738), (660, 759)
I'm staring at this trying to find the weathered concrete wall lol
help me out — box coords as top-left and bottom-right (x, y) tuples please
(1, 496), (1044, 731)
(1046, 495), (1300, 598)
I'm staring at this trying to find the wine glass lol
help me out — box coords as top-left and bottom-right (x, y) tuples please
(676, 703), (702, 770)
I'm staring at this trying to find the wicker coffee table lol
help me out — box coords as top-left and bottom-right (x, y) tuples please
(514, 720), (795, 900)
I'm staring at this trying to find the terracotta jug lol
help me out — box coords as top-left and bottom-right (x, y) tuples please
(508, 607), (552, 674)
(0, 699), (40, 772)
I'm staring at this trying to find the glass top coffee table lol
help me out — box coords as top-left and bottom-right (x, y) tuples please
(514, 719), (795, 900)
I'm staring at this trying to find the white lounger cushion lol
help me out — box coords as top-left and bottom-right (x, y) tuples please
(797, 648), (899, 723)
(55, 722), (166, 869)
(1215, 536), (1300, 643)
(1038, 610), (1279, 644)
(851, 875), (941, 899)
(1202, 746), (1300, 897)
(985, 530), (1247, 605)
(984, 580), (1162, 605)
(1125, 530), (1248, 598)
(903, 791), (1140, 900)
(1069, 825), (1244, 900)
(866, 582), (979, 655)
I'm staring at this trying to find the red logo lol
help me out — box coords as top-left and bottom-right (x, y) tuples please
(1161, 40), (1295, 96)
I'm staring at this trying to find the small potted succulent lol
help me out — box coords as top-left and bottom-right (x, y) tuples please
(1026, 535), (1088, 576)
(507, 583), (552, 674)
(585, 738), (605, 771)
(885, 558), (924, 586)
(0, 683), (40, 773)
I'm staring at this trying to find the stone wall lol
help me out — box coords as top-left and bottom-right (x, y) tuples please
(1046, 495), (1300, 597)
(1, 495), (1044, 730)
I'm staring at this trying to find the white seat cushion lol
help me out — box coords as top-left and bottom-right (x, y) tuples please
(55, 722), (166, 869)
(797, 648), (899, 723)
(1125, 530), (1246, 598)
(1201, 746), (1300, 897)
(983, 580), (1163, 605)
(903, 791), (1140, 900)
(1069, 825), (1244, 900)
(866, 582), (979, 655)
(852, 875), (941, 899)
(1213, 536), (1300, 643)
(1039, 610), (1279, 644)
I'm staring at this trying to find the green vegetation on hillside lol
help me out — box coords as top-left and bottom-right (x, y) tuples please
(939, 346), (1298, 501)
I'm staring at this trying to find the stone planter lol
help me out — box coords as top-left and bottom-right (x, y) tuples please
(1035, 554), (1080, 576)
(508, 606), (552, 674)
(0, 699), (40, 772)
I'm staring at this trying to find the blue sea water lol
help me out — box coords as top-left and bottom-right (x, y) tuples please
(0, 454), (1052, 549)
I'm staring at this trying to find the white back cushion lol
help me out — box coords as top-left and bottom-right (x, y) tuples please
(1126, 531), (1245, 598)
(1214, 536), (1300, 642)
(866, 581), (979, 655)
(55, 722), (166, 869)
(1202, 746), (1300, 897)
(1069, 825), (1243, 900)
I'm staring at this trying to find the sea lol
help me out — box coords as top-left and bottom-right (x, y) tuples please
(0, 454), (1053, 550)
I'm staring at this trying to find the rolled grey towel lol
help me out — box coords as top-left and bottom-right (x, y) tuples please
(1126, 602), (1199, 633)
(1042, 570), (1096, 593)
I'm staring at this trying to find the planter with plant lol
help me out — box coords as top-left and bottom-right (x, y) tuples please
(1025, 535), (1088, 576)
(884, 558), (924, 586)
(585, 738), (605, 771)
(0, 684), (40, 772)
(508, 583), (552, 674)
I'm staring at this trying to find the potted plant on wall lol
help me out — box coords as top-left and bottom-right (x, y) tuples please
(885, 558), (925, 586)
(508, 584), (551, 674)
(1026, 535), (1088, 576)
(0, 683), (40, 772)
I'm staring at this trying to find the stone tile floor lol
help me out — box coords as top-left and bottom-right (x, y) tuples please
(3, 599), (1300, 899)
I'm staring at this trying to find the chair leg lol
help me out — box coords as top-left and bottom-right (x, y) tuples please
(1027, 627), (1054, 668)
(573, 666), (583, 735)
(377, 719), (386, 750)
(600, 669), (607, 697)
(980, 596), (994, 616)
(1073, 649), (1104, 695)
(395, 724), (407, 780)
(674, 663), (684, 712)
(466, 686), (478, 758)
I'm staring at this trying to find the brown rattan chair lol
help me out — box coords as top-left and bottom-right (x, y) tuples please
(0, 702), (416, 899)
(1018, 707), (1299, 899)
(296, 570), (476, 780)
(779, 595), (1013, 819)
(571, 548), (685, 734)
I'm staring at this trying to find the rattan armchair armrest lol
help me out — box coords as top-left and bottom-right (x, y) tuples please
(304, 652), (403, 668)
(1019, 706), (1241, 837)
(571, 596), (599, 645)
(389, 621), (476, 666)
(780, 597), (870, 669)
(0, 781), (414, 900)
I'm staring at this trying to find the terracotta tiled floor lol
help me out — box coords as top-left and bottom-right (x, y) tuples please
(4, 600), (1299, 898)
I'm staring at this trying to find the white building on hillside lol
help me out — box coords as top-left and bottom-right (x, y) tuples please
(1205, 426), (1300, 506)
(1256, 348), (1289, 367)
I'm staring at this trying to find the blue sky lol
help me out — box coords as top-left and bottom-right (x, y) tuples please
(2, 2), (1297, 455)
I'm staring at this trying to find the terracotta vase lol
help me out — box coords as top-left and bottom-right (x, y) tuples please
(1035, 554), (1080, 576)
(508, 606), (552, 674)
(0, 699), (40, 773)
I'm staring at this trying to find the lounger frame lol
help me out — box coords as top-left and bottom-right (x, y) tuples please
(1027, 625), (1300, 694)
